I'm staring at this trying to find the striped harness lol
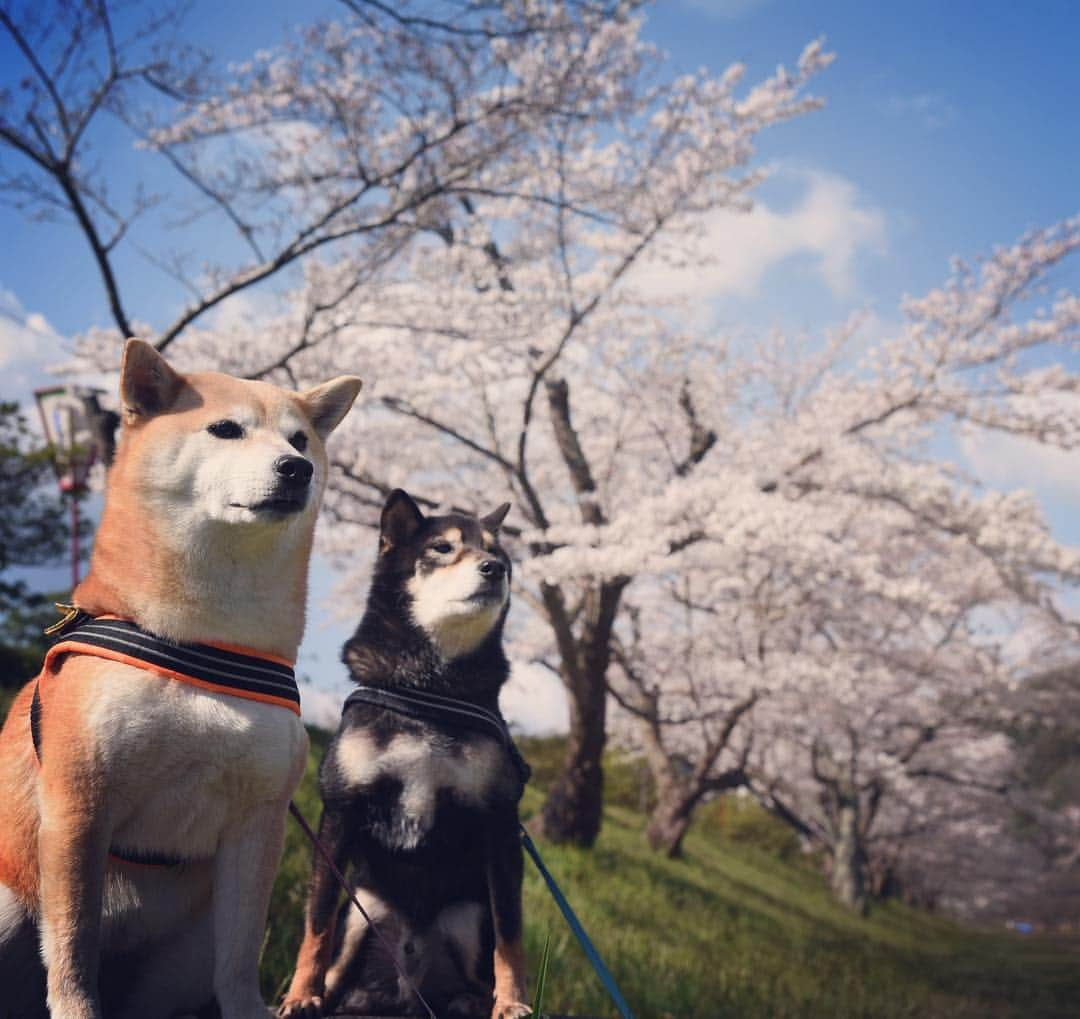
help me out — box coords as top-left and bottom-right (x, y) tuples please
(30, 609), (301, 868)
(343, 684), (531, 791)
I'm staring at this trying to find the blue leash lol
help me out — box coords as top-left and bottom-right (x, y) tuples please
(520, 826), (636, 1019)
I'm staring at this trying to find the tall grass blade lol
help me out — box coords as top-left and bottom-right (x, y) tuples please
(533, 928), (553, 1017)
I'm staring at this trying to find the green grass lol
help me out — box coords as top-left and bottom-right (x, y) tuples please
(532, 928), (553, 1016)
(263, 732), (1080, 1018)
(1, 687), (1075, 1018)
(261, 725), (333, 1003)
(513, 794), (1079, 1018)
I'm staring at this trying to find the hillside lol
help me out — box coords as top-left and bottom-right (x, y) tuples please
(264, 730), (1080, 1018)
(0, 685), (1075, 1017)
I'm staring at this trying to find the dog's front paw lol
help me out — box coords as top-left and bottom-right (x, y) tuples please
(492, 1000), (532, 1019)
(276, 996), (324, 1019)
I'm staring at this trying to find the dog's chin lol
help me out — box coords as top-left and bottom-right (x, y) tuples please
(458, 587), (508, 614)
(421, 589), (504, 622)
(424, 599), (504, 659)
(225, 496), (309, 522)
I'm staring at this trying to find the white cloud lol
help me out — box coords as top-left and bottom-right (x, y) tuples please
(631, 167), (887, 304)
(882, 92), (958, 131)
(961, 428), (1080, 507)
(503, 660), (569, 736)
(0, 289), (69, 402)
(297, 680), (350, 730)
(681, 0), (772, 19)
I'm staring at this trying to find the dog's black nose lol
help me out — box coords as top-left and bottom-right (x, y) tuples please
(478, 558), (505, 580)
(274, 455), (313, 487)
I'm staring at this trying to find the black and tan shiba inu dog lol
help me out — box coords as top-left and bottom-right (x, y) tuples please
(280, 490), (531, 1019)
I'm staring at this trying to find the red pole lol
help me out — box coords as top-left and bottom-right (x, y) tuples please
(71, 491), (79, 592)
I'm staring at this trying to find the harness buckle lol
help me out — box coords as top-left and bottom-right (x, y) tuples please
(44, 603), (83, 637)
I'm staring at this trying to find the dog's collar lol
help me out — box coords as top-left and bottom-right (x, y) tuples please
(343, 685), (531, 790)
(41, 609), (301, 715)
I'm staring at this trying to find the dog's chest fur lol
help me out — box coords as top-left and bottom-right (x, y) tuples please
(78, 658), (308, 859)
(330, 722), (510, 852)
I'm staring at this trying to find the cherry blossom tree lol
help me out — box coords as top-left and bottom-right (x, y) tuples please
(316, 219), (1076, 863)
(27, 2), (829, 846)
(607, 576), (759, 858)
(745, 674), (1018, 912)
(600, 225), (1080, 896)
(989, 662), (1080, 926)
(0, 0), (670, 355)
(845, 666), (1080, 926)
(4, 0), (1077, 872)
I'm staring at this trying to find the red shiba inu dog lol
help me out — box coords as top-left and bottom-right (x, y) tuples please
(0, 340), (361, 1019)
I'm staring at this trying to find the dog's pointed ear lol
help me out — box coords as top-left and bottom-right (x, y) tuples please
(481, 502), (511, 533)
(120, 339), (183, 420)
(300, 376), (363, 440)
(380, 489), (425, 554)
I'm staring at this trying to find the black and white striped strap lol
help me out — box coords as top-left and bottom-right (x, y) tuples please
(343, 685), (532, 788)
(47, 616), (300, 711)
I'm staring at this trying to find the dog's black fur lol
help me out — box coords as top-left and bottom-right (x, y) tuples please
(286, 490), (528, 1019)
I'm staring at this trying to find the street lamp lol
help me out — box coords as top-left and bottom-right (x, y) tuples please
(33, 385), (113, 592)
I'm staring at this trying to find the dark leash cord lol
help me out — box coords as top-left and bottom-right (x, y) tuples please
(287, 801), (438, 1019)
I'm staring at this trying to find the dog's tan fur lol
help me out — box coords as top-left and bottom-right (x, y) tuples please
(0, 340), (361, 1019)
(491, 936), (528, 1019)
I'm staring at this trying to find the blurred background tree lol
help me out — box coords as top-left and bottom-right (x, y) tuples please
(0, 401), (82, 685)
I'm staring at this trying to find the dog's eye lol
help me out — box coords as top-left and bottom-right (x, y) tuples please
(289, 431), (308, 452)
(431, 542), (453, 555)
(207, 420), (245, 440)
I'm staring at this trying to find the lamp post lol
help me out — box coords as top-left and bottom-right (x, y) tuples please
(33, 386), (108, 592)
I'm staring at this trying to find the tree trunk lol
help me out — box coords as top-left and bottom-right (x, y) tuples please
(539, 578), (626, 846)
(829, 802), (868, 914)
(538, 661), (607, 846)
(645, 790), (696, 858)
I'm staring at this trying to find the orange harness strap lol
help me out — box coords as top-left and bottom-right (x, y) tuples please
(29, 611), (301, 869)
(37, 612), (300, 714)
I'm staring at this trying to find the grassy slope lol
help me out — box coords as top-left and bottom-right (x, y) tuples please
(0, 687), (1074, 1017)
(263, 730), (1080, 1018)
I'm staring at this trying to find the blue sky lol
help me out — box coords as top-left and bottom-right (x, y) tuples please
(4, 1), (1080, 330)
(1, 1), (1077, 727)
